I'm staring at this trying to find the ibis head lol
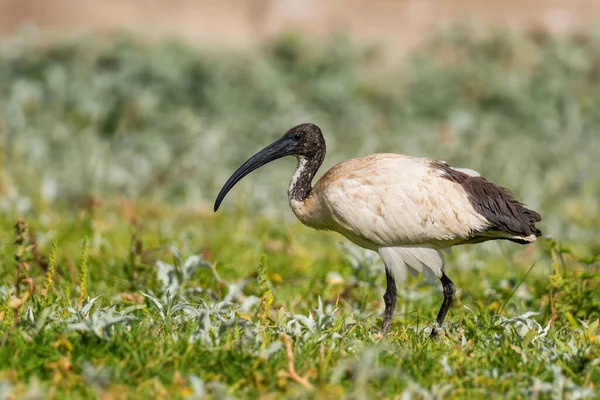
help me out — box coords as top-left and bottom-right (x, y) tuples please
(214, 123), (326, 212)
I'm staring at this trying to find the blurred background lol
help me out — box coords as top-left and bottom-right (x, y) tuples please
(2, 1), (600, 51)
(0, 0), (599, 250)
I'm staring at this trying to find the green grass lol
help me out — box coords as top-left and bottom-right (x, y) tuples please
(0, 28), (599, 398)
(0, 206), (598, 399)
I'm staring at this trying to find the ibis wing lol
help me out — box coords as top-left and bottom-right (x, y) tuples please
(317, 154), (491, 248)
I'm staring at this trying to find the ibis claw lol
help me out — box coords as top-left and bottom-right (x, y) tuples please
(429, 325), (443, 339)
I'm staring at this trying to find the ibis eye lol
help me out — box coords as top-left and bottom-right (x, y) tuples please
(293, 133), (301, 141)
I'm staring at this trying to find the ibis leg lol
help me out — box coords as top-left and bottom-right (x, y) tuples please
(430, 273), (456, 338)
(380, 268), (397, 334)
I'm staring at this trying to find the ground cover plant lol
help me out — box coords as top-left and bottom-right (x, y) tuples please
(0, 27), (599, 398)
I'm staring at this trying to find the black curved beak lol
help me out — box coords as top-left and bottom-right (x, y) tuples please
(214, 136), (295, 212)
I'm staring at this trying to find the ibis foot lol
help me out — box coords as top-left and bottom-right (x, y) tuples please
(380, 268), (397, 335)
(429, 272), (456, 339)
(429, 324), (443, 339)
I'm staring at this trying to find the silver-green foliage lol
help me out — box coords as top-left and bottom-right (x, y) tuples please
(0, 30), (599, 239)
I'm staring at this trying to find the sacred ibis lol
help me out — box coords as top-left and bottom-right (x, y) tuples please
(214, 123), (542, 337)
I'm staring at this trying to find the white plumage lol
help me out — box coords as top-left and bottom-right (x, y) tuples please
(294, 154), (489, 247)
(291, 154), (525, 284)
(378, 246), (446, 283)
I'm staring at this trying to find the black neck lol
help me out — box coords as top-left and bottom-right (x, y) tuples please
(289, 155), (324, 203)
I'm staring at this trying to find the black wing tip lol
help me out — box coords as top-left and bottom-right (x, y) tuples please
(434, 161), (543, 239)
(524, 209), (543, 237)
